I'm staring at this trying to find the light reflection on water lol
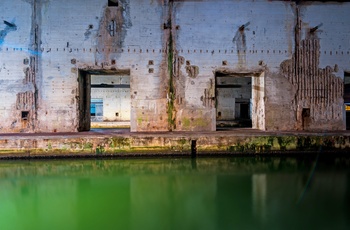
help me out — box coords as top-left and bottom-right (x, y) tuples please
(0, 156), (349, 230)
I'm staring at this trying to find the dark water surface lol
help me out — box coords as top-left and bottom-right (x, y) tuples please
(0, 156), (349, 230)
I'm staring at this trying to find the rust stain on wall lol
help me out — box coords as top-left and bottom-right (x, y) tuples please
(202, 79), (215, 108)
(16, 91), (35, 131)
(16, 91), (35, 111)
(23, 56), (36, 84)
(280, 9), (343, 130)
(14, 56), (37, 132)
(281, 39), (342, 107)
(96, 0), (132, 61)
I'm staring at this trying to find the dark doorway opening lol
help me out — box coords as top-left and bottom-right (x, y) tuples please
(78, 69), (131, 131)
(215, 72), (252, 129)
(302, 108), (311, 130)
(240, 103), (249, 119)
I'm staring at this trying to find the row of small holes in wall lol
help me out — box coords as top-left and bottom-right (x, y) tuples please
(1, 48), (349, 56)
(44, 48), (167, 53)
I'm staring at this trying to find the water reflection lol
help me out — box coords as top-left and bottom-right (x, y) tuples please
(0, 157), (349, 230)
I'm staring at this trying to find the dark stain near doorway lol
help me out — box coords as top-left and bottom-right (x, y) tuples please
(233, 22), (249, 67)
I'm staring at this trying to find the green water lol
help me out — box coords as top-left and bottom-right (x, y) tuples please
(0, 156), (349, 230)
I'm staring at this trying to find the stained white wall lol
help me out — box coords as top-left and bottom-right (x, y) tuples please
(37, 0), (167, 132)
(0, 0), (33, 132)
(1, 0), (350, 133)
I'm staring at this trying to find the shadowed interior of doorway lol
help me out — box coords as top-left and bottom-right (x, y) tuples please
(215, 72), (252, 129)
(214, 68), (265, 131)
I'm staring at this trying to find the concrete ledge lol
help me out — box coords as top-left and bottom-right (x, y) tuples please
(91, 122), (130, 129)
(0, 129), (349, 159)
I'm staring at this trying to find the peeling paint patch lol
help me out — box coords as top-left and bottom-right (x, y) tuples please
(185, 65), (199, 78)
(280, 38), (343, 129)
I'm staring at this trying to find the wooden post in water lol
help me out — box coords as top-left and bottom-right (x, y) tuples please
(191, 140), (197, 158)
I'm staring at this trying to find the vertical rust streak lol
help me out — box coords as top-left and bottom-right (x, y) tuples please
(337, 78), (341, 103)
(301, 40), (304, 101)
(310, 41), (314, 118)
(295, 8), (300, 103)
(326, 71), (329, 108)
(303, 40), (306, 102)
(322, 70), (325, 106)
(314, 40), (317, 106)
(332, 78), (335, 105)
(24, 93), (27, 110)
(304, 41), (307, 101)
(341, 78), (344, 103)
(306, 40), (309, 102)
(327, 73), (331, 107)
(313, 40), (316, 105)
(291, 60), (294, 85)
(324, 70), (327, 107)
(306, 41), (313, 104)
(325, 72), (328, 108)
(299, 41), (302, 101)
(320, 70), (322, 105)
(324, 70), (327, 108)
(316, 70), (319, 105)
(320, 70), (322, 107)
(314, 41), (318, 106)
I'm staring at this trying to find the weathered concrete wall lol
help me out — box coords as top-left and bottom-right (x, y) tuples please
(0, 0), (349, 133)
(173, 0), (294, 131)
(0, 132), (350, 157)
(35, 0), (170, 132)
(0, 0), (35, 132)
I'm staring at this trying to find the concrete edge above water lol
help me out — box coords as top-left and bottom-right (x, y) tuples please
(0, 129), (350, 159)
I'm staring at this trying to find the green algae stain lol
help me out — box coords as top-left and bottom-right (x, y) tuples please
(176, 138), (190, 151)
(228, 136), (297, 153)
(95, 145), (105, 155)
(182, 118), (190, 128)
(182, 117), (208, 130)
(110, 137), (130, 149)
(137, 117), (143, 126)
(47, 142), (52, 150)
(83, 142), (93, 150)
(277, 136), (296, 151)
(193, 118), (208, 127)
(167, 17), (176, 131)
